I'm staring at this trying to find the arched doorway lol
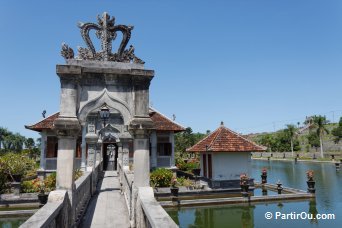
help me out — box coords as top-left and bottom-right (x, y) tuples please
(103, 143), (118, 171)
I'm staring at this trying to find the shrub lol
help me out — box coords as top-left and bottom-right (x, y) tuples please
(74, 169), (83, 180)
(21, 180), (37, 193)
(0, 152), (36, 179)
(176, 160), (200, 172)
(150, 168), (173, 187)
(44, 172), (56, 191)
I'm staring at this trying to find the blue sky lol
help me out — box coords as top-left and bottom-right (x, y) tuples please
(0, 0), (342, 139)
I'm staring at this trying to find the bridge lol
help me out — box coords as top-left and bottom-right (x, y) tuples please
(20, 12), (178, 228)
(21, 161), (177, 228)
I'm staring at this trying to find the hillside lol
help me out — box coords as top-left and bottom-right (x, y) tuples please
(245, 123), (342, 153)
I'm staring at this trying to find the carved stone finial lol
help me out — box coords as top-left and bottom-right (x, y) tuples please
(61, 43), (74, 59)
(60, 12), (144, 64)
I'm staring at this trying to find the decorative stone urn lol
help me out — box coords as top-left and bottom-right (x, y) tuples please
(170, 187), (179, 197)
(38, 192), (49, 206)
(261, 168), (267, 184)
(276, 181), (283, 194)
(12, 174), (22, 183)
(307, 181), (316, 193)
(306, 170), (316, 193)
(192, 168), (200, 176)
(240, 182), (249, 197)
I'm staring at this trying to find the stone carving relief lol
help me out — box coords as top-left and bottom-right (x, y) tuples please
(87, 145), (96, 167)
(87, 120), (96, 134)
(61, 12), (144, 64)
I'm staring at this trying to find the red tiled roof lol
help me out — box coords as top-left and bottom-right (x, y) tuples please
(149, 108), (185, 133)
(186, 123), (266, 153)
(25, 109), (185, 133)
(25, 113), (59, 132)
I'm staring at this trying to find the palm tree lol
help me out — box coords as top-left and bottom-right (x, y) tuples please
(0, 127), (10, 150)
(285, 124), (297, 157)
(312, 116), (329, 158)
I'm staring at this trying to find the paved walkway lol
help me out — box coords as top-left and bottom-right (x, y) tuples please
(81, 171), (130, 228)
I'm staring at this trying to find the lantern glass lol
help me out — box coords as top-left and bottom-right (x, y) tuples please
(99, 104), (110, 123)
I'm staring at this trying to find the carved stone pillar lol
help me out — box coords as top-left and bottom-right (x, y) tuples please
(122, 142), (130, 167)
(150, 131), (157, 168)
(54, 77), (81, 191)
(39, 131), (47, 170)
(117, 142), (123, 165)
(85, 120), (98, 171)
(170, 131), (175, 167)
(81, 125), (87, 171)
(132, 129), (151, 187)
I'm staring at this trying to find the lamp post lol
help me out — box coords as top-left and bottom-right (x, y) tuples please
(99, 103), (110, 127)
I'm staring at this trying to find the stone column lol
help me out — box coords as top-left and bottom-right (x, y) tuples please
(170, 131), (175, 167)
(53, 76), (81, 226)
(81, 125), (87, 171)
(54, 77), (80, 190)
(56, 136), (77, 190)
(117, 142), (123, 165)
(150, 131), (157, 168)
(122, 142), (130, 167)
(39, 131), (47, 170)
(133, 130), (150, 187)
(85, 120), (98, 171)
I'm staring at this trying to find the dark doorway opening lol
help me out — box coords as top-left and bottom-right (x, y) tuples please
(102, 143), (118, 171)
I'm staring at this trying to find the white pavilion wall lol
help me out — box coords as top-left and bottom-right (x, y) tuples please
(212, 152), (251, 180)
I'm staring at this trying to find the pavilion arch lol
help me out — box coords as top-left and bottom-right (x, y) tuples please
(78, 89), (132, 125)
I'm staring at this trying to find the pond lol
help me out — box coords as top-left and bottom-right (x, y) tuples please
(167, 160), (342, 227)
(0, 217), (28, 228)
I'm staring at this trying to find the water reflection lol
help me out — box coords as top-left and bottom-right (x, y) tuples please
(0, 217), (27, 228)
(169, 205), (255, 228)
(308, 200), (318, 224)
(168, 161), (342, 227)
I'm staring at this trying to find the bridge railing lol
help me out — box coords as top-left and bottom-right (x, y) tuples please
(118, 162), (178, 228)
(136, 187), (178, 228)
(118, 161), (134, 222)
(21, 161), (103, 228)
(74, 171), (92, 225)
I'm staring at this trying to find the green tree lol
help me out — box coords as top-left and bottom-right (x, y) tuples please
(25, 138), (35, 149)
(0, 127), (11, 150)
(175, 127), (206, 158)
(257, 134), (275, 152)
(312, 115), (329, 158)
(285, 124), (297, 157)
(307, 131), (320, 151)
(2, 133), (26, 152)
(331, 117), (342, 143)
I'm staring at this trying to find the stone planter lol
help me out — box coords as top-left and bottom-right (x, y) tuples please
(12, 174), (22, 182)
(240, 183), (249, 197)
(277, 182), (283, 194)
(38, 193), (49, 205)
(307, 180), (316, 193)
(192, 168), (200, 176)
(261, 174), (267, 184)
(170, 187), (179, 197)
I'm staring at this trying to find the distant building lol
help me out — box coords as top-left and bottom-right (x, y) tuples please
(25, 108), (184, 176)
(187, 122), (266, 189)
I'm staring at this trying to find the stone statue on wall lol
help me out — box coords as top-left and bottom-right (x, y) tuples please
(61, 12), (144, 64)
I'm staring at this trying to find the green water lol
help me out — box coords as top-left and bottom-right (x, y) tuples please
(167, 160), (342, 227)
(0, 217), (28, 228)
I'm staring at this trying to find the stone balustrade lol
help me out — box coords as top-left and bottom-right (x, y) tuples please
(136, 187), (178, 228)
(118, 161), (178, 228)
(74, 171), (92, 226)
(118, 161), (134, 223)
(20, 190), (70, 228)
(21, 161), (102, 228)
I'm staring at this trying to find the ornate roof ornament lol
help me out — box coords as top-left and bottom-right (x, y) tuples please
(61, 12), (144, 64)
